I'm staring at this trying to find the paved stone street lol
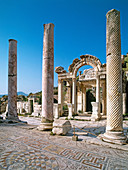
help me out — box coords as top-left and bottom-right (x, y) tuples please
(0, 116), (128, 170)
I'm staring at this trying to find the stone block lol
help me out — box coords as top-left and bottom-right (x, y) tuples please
(52, 120), (71, 135)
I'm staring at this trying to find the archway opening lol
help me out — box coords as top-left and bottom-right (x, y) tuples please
(76, 65), (96, 113)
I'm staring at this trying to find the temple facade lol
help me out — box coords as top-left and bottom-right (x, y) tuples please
(55, 54), (128, 120)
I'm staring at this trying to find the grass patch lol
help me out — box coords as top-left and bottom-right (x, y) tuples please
(18, 113), (32, 117)
(50, 131), (56, 136)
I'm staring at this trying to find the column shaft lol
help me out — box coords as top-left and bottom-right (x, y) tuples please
(7, 39), (18, 120)
(91, 75), (101, 121)
(83, 86), (86, 112)
(96, 74), (100, 115)
(72, 78), (76, 114)
(102, 82), (106, 115)
(58, 79), (63, 115)
(38, 23), (54, 130)
(103, 9), (127, 144)
(96, 75), (100, 103)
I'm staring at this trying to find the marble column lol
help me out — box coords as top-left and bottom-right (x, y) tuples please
(72, 78), (76, 114)
(28, 99), (33, 114)
(103, 9), (127, 144)
(68, 103), (73, 119)
(91, 74), (101, 121)
(38, 23), (54, 131)
(58, 79), (63, 116)
(66, 81), (72, 103)
(83, 86), (86, 112)
(102, 82), (106, 115)
(7, 39), (19, 121)
(96, 74), (100, 104)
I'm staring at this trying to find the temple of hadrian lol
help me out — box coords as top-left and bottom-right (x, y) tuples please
(55, 55), (106, 121)
(55, 53), (128, 119)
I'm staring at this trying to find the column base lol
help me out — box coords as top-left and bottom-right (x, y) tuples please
(5, 116), (27, 124)
(68, 116), (73, 119)
(37, 122), (53, 131)
(91, 115), (101, 121)
(103, 131), (127, 145)
(6, 114), (19, 122)
(37, 118), (53, 131)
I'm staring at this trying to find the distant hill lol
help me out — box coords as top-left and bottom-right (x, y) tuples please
(17, 92), (28, 96)
(0, 91), (28, 98)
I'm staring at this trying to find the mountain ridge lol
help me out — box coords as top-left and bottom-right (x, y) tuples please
(0, 91), (28, 98)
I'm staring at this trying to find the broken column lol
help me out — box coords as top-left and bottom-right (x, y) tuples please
(7, 39), (19, 121)
(103, 9), (127, 144)
(38, 23), (54, 130)
(91, 74), (101, 121)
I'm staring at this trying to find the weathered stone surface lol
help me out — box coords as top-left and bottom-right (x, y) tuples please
(103, 9), (127, 144)
(52, 120), (71, 135)
(91, 102), (101, 121)
(7, 39), (19, 121)
(38, 23), (54, 130)
(68, 103), (73, 119)
(53, 104), (59, 119)
(0, 123), (128, 169)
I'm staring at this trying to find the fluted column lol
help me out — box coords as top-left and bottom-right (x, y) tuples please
(7, 39), (19, 121)
(91, 74), (101, 121)
(38, 23), (54, 130)
(103, 9), (127, 144)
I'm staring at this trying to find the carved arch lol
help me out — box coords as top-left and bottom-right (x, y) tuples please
(68, 54), (102, 77)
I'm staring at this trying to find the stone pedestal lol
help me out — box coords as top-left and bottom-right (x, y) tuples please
(103, 9), (127, 144)
(54, 104), (59, 119)
(91, 102), (101, 121)
(6, 39), (19, 121)
(123, 93), (126, 115)
(38, 23), (54, 131)
(68, 103), (73, 119)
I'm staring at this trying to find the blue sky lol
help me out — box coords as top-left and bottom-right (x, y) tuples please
(0, 0), (128, 94)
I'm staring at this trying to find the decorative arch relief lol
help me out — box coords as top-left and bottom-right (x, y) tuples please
(55, 66), (67, 74)
(68, 54), (102, 77)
